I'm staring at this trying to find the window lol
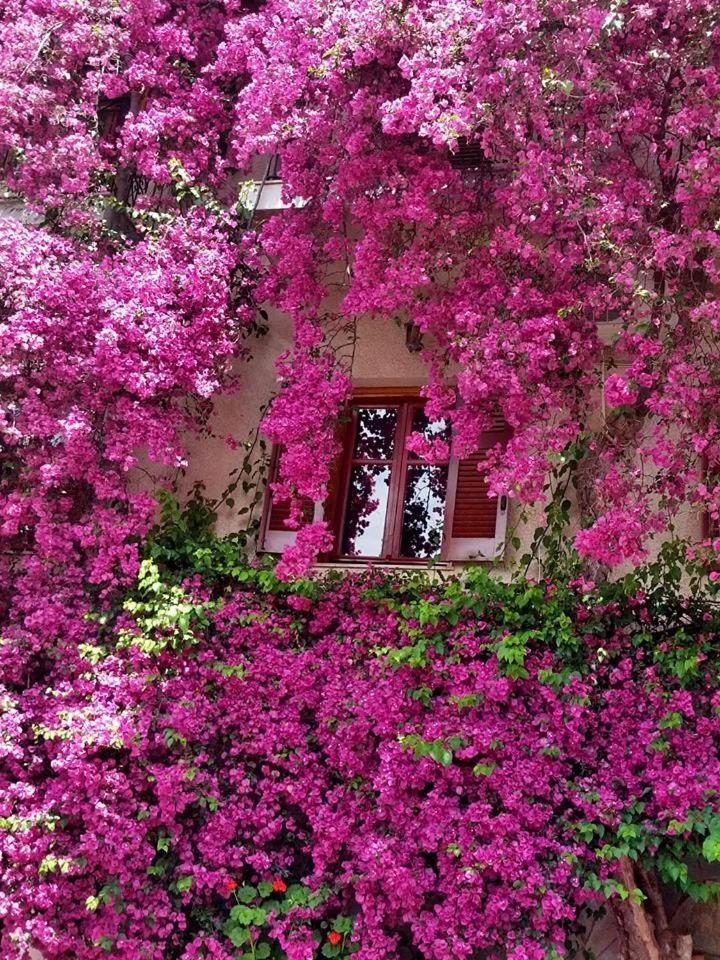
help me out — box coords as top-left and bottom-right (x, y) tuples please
(449, 140), (489, 172)
(260, 390), (510, 562)
(339, 402), (450, 560)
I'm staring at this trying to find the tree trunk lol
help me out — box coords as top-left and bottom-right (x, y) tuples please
(611, 858), (694, 960)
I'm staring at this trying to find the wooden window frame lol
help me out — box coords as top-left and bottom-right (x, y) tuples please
(259, 387), (510, 563)
(330, 390), (442, 562)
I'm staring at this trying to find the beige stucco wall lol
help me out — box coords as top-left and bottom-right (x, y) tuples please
(179, 299), (703, 573)
(178, 300), (552, 569)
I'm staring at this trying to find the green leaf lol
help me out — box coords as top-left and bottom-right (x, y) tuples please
(286, 883), (309, 904)
(236, 885), (258, 903)
(429, 741), (453, 766)
(473, 762), (496, 777)
(230, 905), (256, 925)
(227, 928), (249, 948)
(702, 820), (720, 862)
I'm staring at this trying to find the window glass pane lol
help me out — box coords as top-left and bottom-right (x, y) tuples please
(409, 407), (451, 459)
(400, 465), (449, 558)
(352, 407), (397, 460)
(342, 464), (391, 557)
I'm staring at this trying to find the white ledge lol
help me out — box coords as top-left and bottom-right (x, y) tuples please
(244, 179), (307, 212)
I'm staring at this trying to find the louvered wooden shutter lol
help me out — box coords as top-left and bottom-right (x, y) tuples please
(441, 424), (510, 561)
(449, 140), (488, 172)
(259, 446), (322, 553)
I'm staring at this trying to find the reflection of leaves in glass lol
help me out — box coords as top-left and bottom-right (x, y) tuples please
(342, 465), (390, 557)
(409, 407), (451, 457)
(353, 408), (397, 460)
(401, 465), (448, 558)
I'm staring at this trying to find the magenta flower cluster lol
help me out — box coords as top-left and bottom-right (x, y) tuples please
(1, 570), (719, 959)
(1, 5), (720, 956)
(236, 0), (720, 572)
(0, 211), (252, 684)
(2, 0), (720, 587)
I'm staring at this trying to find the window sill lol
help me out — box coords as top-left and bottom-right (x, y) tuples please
(312, 559), (487, 574)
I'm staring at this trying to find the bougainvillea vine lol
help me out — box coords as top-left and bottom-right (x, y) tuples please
(1, 562), (720, 959)
(2, 4), (720, 957)
(2, 0), (720, 587)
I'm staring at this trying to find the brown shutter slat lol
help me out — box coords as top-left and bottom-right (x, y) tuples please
(451, 454), (498, 538)
(260, 445), (319, 552)
(442, 417), (511, 561)
(267, 495), (314, 531)
(265, 444), (315, 531)
(321, 413), (353, 560)
(449, 140), (488, 171)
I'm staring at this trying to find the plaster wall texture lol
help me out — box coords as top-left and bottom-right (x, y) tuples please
(179, 302), (703, 571)
(178, 302), (549, 566)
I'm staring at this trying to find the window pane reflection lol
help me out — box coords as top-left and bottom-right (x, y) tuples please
(400, 465), (448, 558)
(342, 465), (391, 557)
(409, 407), (451, 459)
(353, 407), (398, 460)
